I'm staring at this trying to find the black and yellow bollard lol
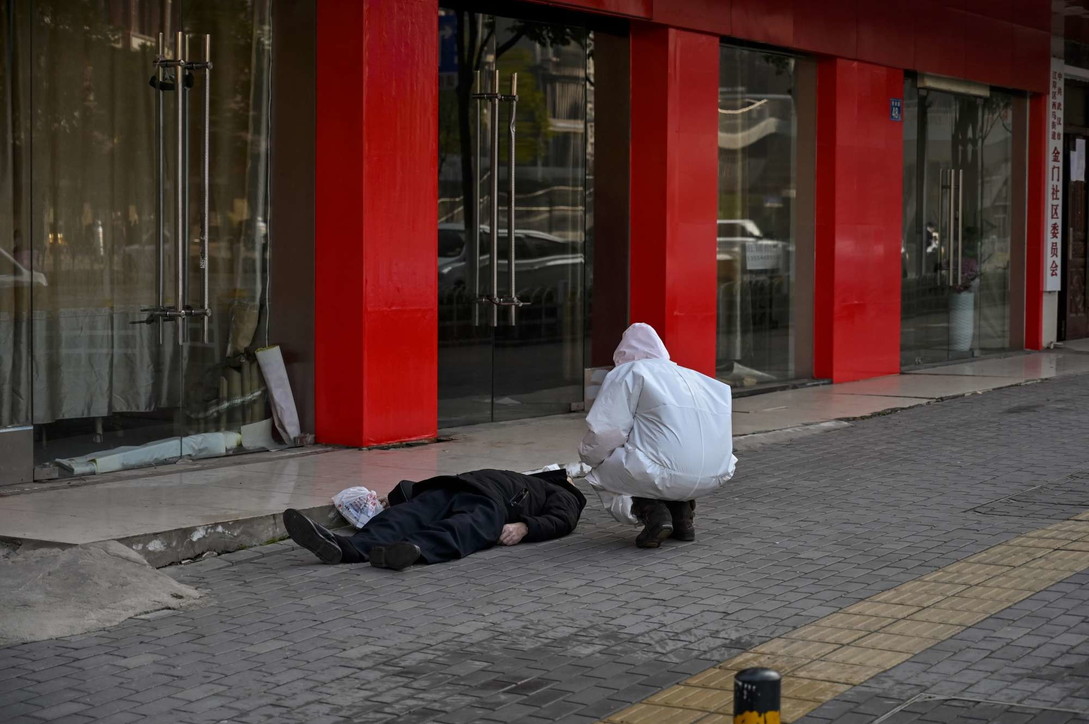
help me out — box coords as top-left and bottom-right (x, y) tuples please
(733, 667), (781, 724)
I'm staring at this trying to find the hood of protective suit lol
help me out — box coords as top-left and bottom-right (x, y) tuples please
(613, 323), (670, 366)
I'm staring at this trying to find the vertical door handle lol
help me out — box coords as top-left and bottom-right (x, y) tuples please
(939, 168), (950, 285)
(156, 33), (166, 344)
(140, 32), (213, 340)
(470, 70), (523, 327)
(175, 31), (187, 343)
(946, 167), (955, 287)
(936, 169), (945, 283)
(957, 168), (964, 288)
(488, 69), (500, 328)
(505, 73), (518, 326)
(470, 70), (500, 327)
(197, 35), (212, 344)
(470, 71), (483, 326)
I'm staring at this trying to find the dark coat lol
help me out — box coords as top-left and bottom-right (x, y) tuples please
(393, 469), (586, 544)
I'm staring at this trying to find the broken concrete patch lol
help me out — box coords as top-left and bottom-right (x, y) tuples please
(0, 540), (203, 646)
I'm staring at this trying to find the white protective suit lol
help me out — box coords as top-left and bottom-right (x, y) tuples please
(579, 323), (737, 525)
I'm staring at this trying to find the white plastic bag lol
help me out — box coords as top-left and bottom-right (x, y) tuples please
(332, 487), (384, 528)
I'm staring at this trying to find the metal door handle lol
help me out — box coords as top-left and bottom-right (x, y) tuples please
(487, 69), (498, 324)
(154, 34), (166, 343)
(503, 73), (520, 325)
(174, 31), (186, 343)
(197, 34), (212, 343)
(471, 71), (501, 327)
(494, 75), (527, 320)
(471, 72), (526, 327)
(956, 168), (964, 287)
(489, 70), (500, 328)
(148, 32), (213, 344)
(946, 167), (955, 287)
(937, 168), (944, 282)
(470, 71), (483, 326)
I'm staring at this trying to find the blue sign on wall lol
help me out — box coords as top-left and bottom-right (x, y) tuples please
(890, 98), (903, 122)
(439, 15), (458, 74)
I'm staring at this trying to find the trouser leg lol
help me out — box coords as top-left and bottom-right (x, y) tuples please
(338, 488), (454, 563)
(403, 492), (506, 564)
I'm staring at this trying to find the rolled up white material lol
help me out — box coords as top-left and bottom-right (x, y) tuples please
(54, 432), (243, 475)
(256, 345), (301, 444)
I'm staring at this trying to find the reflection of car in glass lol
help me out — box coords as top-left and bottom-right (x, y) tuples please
(438, 223), (583, 294)
(716, 219), (788, 273)
(0, 247), (47, 288)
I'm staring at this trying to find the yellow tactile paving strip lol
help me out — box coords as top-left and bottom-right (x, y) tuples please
(601, 516), (1089, 724)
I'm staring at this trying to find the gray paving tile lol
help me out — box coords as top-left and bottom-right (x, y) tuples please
(5, 374), (1089, 722)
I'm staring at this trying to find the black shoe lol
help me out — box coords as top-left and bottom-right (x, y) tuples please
(369, 542), (422, 571)
(635, 501), (673, 549)
(283, 509), (342, 564)
(667, 500), (696, 542)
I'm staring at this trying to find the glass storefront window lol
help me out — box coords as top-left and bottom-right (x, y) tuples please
(1, 0), (275, 478)
(717, 46), (797, 387)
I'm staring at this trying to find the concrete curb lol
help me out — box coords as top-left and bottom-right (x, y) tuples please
(121, 504), (346, 568)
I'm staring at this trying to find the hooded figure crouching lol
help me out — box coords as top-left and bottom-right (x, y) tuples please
(579, 323), (736, 548)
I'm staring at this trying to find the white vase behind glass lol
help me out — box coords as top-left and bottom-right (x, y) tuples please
(949, 289), (975, 352)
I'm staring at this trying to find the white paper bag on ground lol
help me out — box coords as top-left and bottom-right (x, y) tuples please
(255, 345), (301, 444)
(332, 487), (384, 528)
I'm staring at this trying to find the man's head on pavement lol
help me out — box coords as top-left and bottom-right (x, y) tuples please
(613, 323), (670, 366)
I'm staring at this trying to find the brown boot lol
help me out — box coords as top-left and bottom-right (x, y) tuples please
(667, 500), (695, 541)
(632, 497), (673, 548)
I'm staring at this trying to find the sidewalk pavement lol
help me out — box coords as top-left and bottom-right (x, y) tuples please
(3, 344), (1089, 567)
(3, 347), (1089, 723)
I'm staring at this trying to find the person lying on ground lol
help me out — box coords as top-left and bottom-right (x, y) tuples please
(282, 468), (586, 571)
(579, 322), (736, 548)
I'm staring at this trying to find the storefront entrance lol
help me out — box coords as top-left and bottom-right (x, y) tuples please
(436, 8), (591, 427)
(0, 0), (274, 481)
(901, 78), (1014, 366)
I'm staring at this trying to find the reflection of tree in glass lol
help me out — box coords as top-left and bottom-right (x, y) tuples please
(983, 94), (1013, 138)
(444, 11), (585, 240)
(943, 93), (1013, 270)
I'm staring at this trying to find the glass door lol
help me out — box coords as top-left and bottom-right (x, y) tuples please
(4, 0), (274, 479)
(716, 46), (797, 388)
(437, 8), (591, 427)
(901, 80), (1013, 366)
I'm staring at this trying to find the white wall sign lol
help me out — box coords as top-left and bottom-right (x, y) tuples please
(1046, 58), (1064, 292)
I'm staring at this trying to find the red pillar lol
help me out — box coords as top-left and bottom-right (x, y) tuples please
(315, 0), (438, 446)
(814, 59), (904, 382)
(628, 25), (719, 375)
(1025, 92), (1047, 350)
